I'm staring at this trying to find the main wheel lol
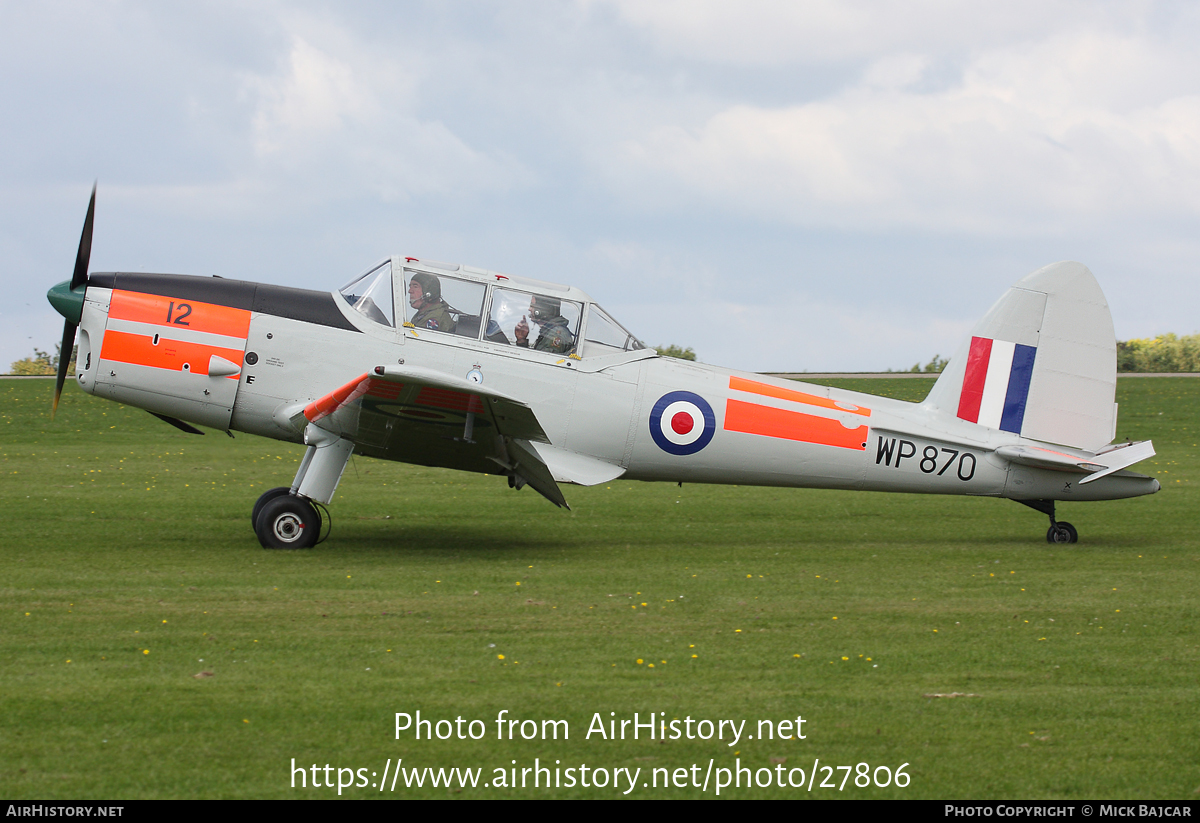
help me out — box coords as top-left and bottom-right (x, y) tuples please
(1046, 522), (1078, 544)
(252, 487), (292, 528)
(255, 495), (321, 549)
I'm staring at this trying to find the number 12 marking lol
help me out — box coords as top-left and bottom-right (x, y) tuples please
(166, 301), (192, 326)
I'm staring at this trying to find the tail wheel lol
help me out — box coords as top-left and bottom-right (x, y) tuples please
(256, 495), (321, 550)
(1046, 522), (1078, 544)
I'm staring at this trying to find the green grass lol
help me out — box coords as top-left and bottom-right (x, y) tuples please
(1, 376), (1197, 799)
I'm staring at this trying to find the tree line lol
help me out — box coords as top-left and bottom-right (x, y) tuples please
(9, 335), (1200, 374)
(895, 333), (1200, 374)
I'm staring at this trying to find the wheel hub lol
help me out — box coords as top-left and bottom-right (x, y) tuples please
(271, 513), (305, 543)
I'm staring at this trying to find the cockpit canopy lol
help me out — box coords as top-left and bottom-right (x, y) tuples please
(339, 261), (395, 327)
(339, 257), (645, 357)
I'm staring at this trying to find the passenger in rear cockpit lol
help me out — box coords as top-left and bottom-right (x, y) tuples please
(514, 295), (574, 354)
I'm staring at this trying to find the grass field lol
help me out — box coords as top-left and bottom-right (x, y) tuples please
(1, 376), (1196, 799)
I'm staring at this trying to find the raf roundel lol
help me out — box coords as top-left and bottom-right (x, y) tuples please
(649, 391), (716, 456)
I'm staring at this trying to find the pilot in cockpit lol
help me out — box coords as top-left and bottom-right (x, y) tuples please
(407, 272), (457, 333)
(514, 295), (574, 354)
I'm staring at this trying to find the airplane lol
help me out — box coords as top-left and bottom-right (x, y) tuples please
(46, 187), (1159, 549)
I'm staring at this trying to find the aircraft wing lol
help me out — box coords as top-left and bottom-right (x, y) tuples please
(291, 365), (568, 507)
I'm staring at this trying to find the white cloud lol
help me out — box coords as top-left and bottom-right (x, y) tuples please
(598, 0), (1090, 66)
(602, 29), (1200, 235)
(249, 38), (381, 154)
(240, 28), (527, 203)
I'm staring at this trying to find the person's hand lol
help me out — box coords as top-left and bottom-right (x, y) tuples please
(515, 315), (529, 343)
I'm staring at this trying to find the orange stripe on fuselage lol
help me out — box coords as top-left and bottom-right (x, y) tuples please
(729, 376), (871, 417)
(100, 330), (245, 377)
(109, 290), (251, 339)
(724, 399), (868, 450)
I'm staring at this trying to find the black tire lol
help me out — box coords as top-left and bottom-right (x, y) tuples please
(256, 495), (321, 549)
(252, 487), (292, 529)
(1046, 522), (1079, 544)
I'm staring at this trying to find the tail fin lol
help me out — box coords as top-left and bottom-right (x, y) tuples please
(925, 261), (1116, 451)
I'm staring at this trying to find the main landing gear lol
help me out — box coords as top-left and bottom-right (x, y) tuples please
(1016, 499), (1079, 544)
(252, 424), (353, 550)
(254, 490), (324, 549)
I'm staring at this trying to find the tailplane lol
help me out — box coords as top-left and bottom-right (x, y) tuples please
(925, 261), (1117, 451)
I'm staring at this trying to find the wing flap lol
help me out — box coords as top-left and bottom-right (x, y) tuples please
(532, 443), (625, 486)
(490, 437), (570, 508)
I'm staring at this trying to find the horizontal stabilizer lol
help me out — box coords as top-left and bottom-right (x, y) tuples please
(994, 444), (1106, 473)
(1080, 440), (1156, 484)
(995, 439), (1155, 483)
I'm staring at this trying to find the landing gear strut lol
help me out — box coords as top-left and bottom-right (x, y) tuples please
(251, 424), (353, 549)
(1017, 499), (1078, 544)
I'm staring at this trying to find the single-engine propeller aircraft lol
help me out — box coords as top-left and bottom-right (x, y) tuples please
(47, 187), (1158, 548)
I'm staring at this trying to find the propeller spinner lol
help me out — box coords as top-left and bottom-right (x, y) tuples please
(47, 183), (95, 416)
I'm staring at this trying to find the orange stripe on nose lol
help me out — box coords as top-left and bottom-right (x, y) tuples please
(729, 376), (871, 417)
(100, 330), (245, 376)
(109, 290), (251, 338)
(724, 399), (868, 450)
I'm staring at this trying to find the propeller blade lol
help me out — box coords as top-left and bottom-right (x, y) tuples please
(52, 320), (77, 418)
(71, 183), (96, 290)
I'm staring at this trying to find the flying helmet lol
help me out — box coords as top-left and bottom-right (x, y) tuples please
(529, 295), (561, 321)
(409, 271), (441, 302)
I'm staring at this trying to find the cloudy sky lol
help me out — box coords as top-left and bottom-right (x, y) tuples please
(3, 1), (1197, 373)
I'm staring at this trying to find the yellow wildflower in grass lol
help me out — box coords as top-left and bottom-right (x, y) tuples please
(637, 659), (643, 665)
(143, 649), (149, 655)
(497, 654), (505, 660)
